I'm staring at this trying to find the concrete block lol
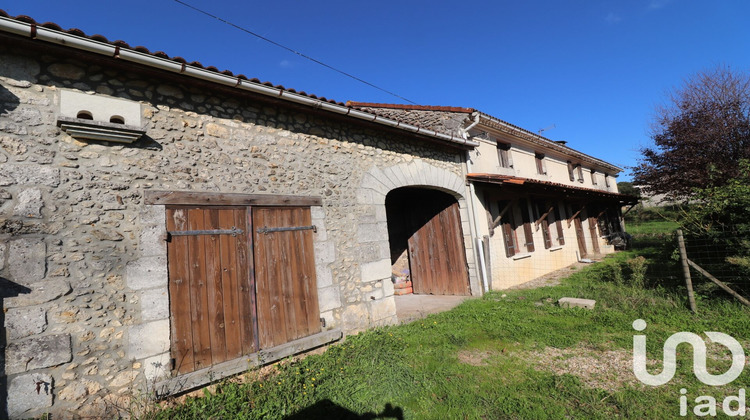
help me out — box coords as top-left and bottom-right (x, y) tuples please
(315, 264), (333, 288)
(144, 352), (171, 382)
(140, 204), (165, 226)
(382, 278), (395, 297)
(5, 305), (47, 340)
(370, 296), (396, 321)
(558, 297), (596, 310)
(6, 333), (72, 374)
(8, 238), (46, 286)
(310, 205), (326, 221)
(5, 280), (71, 309)
(140, 287), (169, 321)
(126, 256), (168, 290)
(355, 188), (375, 205)
(361, 258), (390, 283)
(313, 222), (328, 241)
(318, 286), (342, 312)
(139, 224), (167, 257)
(7, 373), (53, 419)
(356, 222), (388, 243)
(128, 319), (170, 360)
(314, 241), (336, 264)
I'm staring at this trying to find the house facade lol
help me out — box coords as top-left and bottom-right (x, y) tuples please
(348, 104), (637, 290)
(0, 12), (482, 418)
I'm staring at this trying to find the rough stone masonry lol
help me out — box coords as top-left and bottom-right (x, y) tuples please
(0, 39), (475, 418)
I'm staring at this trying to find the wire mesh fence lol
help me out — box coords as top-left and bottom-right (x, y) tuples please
(624, 218), (750, 307)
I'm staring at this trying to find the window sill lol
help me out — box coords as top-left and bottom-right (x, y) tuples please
(548, 246), (563, 252)
(512, 253), (532, 260)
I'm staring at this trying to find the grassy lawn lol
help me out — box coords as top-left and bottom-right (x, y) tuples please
(143, 246), (750, 419)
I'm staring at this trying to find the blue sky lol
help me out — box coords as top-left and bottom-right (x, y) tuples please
(4, 1), (750, 180)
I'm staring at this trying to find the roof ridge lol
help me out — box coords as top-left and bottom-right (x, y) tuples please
(346, 102), (475, 113)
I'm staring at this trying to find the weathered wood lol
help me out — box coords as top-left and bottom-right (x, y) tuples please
(574, 215), (587, 258)
(677, 230), (698, 313)
(482, 235), (492, 288)
(408, 201), (470, 295)
(687, 259), (750, 307)
(145, 190), (323, 206)
(535, 206), (554, 229)
(154, 329), (343, 398)
(254, 207), (321, 348)
(491, 200), (514, 230)
(167, 208), (195, 374)
(186, 208), (213, 370)
(203, 209), (228, 365)
(567, 205), (585, 228)
(218, 209), (242, 360)
(588, 214), (601, 254)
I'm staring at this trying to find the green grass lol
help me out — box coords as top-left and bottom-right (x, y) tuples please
(625, 219), (680, 235)
(141, 247), (750, 420)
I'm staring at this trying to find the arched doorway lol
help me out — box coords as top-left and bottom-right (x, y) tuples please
(386, 187), (471, 295)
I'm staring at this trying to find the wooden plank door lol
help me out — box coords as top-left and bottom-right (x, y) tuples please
(408, 201), (470, 295)
(253, 207), (321, 349)
(166, 206), (256, 375)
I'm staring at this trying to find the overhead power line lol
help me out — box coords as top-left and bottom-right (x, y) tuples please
(172, 0), (416, 104)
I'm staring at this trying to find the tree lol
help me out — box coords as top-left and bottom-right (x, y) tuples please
(616, 181), (640, 197)
(632, 66), (750, 199)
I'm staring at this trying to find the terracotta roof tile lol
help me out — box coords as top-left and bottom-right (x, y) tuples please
(346, 102), (475, 113)
(467, 173), (638, 203)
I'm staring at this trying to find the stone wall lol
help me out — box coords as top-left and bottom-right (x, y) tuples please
(0, 41), (473, 418)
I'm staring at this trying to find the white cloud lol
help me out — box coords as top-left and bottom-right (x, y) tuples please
(605, 12), (622, 24)
(648, 0), (671, 10)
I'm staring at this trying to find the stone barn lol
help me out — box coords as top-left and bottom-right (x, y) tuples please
(0, 11), (483, 418)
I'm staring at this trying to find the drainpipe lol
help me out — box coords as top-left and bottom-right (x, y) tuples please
(461, 112), (489, 294)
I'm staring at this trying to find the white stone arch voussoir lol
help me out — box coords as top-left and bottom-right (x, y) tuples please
(355, 160), (479, 313)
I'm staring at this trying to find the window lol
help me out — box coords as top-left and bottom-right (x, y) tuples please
(591, 170), (598, 185)
(567, 161), (575, 181)
(497, 142), (513, 168)
(605, 174), (611, 188)
(535, 153), (547, 175)
(577, 165), (584, 183)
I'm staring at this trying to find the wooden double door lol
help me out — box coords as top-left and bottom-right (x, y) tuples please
(166, 206), (320, 374)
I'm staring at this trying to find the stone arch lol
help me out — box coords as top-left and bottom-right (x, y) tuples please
(355, 160), (480, 324)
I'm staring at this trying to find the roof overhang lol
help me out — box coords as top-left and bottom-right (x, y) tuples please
(467, 173), (639, 205)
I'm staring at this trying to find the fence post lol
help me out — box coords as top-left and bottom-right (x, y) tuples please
(677, 229), (697, 313)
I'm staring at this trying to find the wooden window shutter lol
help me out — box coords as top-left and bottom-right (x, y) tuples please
(567, 161), (575, 181)
(605, 174), (611, 188)
(577, 165), (584, 183)
(535, 153), (546, 175)
(518, 199), (535, 253)
(497, 142), (513, 168)
(591, 170), (598, 185)
(498, 200), (517, 257)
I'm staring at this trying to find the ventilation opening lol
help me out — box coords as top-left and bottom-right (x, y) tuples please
(77, 111), (93, 120)
(110, 115), (125, 124)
